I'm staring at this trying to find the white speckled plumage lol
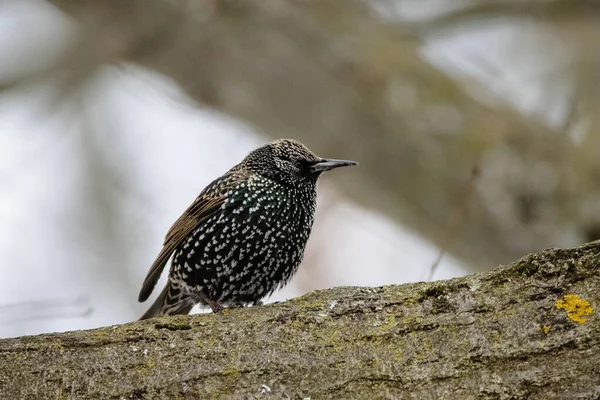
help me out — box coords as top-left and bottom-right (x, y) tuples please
(138, 139), (356, 319)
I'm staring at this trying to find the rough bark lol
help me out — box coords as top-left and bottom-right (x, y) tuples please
(1, 241), (599, 399)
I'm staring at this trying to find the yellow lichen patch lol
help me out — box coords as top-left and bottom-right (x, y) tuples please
(555, 294), (593, 324)
(537, 325), (551, 334)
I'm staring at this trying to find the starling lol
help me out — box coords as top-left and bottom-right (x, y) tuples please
(138, 139), (357, 319)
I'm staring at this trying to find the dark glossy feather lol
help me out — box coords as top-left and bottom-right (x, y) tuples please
(137, 139), (356, 319)
(137, 171), (249, 302)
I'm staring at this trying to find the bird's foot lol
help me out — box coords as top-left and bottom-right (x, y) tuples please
(253, 300), (263, 306)
(208, 301), (225, 313)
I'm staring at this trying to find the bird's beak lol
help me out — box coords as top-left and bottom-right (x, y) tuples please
(309, 158), (358, 173)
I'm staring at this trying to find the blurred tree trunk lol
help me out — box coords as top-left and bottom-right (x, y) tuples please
(33, 0), (600, 271)
(1, 241), (599, 399)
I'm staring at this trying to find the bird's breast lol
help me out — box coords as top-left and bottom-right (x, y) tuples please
(172, 177), (317, 302)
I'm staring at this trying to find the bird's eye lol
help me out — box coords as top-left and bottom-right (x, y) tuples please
(279, 154), (306, 169)
(294, 159), (307, 169)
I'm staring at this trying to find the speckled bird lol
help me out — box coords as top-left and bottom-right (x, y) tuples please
(138, 139), (357, 319)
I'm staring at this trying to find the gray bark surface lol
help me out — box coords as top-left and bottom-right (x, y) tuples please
(1, 242), (599, 399)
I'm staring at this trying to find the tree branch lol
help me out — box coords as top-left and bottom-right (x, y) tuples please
(1, 241), (599, 399)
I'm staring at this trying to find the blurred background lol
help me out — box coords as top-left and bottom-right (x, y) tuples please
(1, 0), (599, 338)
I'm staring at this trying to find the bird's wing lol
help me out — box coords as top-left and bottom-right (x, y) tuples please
(138, 171), (249, 302)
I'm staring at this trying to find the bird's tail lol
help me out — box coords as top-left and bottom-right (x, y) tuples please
(138, 281), (194, 320)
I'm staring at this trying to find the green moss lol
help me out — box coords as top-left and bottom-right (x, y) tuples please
(421, 337), (432, 352)
(473, 303), (492, 313)
(135, 362), (154, 377)
(300, 301), (326, 309)
(155, 322), (192, 331)
(514, 261), (539, 277)
(27, 343), (41, 351)
(169, 391), (185, 400)
(309, 328), (347, 354)
(197, 335), (218, 349)
(404, 296), (418, 306)
(402, 314), (416, 325)
(326, 331), (345, 352)
(420, 285), (448, 300)
(56, 387), (67, 400)
(392, 347), (403, 362)
(418, 284), (455, 313)
(223, 365), (240, 375)
(219, 364), (243, 393)
(379, 315), (396, 331)
(431, 296), (454, 314)
(289, 292), (327, 310)
(93, 330), (110, 344)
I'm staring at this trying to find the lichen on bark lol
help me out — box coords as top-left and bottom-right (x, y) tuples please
(1, 242), (599, 399)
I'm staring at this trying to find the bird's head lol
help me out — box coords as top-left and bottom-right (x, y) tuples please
(240, 139), (357, 184)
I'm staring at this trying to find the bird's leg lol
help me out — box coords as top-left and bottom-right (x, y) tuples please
(196, 291), (225, 313)
(208, 300), (225, 313)
(253, 300), (263, 306)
